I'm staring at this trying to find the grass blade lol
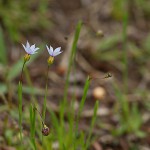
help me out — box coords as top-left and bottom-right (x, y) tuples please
(18, 81), (23, 147)
(58, 21), (82, 149)
(63, 21), (82, 101)
(74, 76), (90, 149)
(0, 27), (7, 65)
(78, 76), (90, 120)
(85, 101), (99, 149)
(30, 105), (37, 150)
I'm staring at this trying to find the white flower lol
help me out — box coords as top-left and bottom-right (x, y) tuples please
(22, 41), (39, 55)
(46, 45), (62, 57)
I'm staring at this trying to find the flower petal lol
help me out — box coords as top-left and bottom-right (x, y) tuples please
(26, 41), (30, 48)
(54, 47), (61, 53)
(53, 51), (63, 56)
(33, 47), (39, 52)
(22, 44), (26, 50)
(30, 44), (35, 50)
(46, 45), (50, 55)
(46, 45), (49, 51)
(32, 51), (38, 54)
(50, 46), (54, 55)
(22, 44), (29, 53)
(46, 45), (53, 56)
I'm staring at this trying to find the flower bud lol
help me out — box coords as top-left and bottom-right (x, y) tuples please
(24, 54), (30, 62)
(42, 124), (50, 136)
(47, 56), (54, 65)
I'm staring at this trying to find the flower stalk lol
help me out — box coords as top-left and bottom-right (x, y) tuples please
(18, 41), (39, 147)
(42, 45), (63, 120)
(34, 106), (50, 136)
(42, 64), (50, 121)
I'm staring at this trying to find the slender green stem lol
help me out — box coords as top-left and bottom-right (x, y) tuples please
(122, 2), (128, 93)
(42, 65), (50, 143)
(43, 65), (50, 120)
(18, 60), (27, 148)
(20, 60), (26, 82)
(34, 106), (45, 127)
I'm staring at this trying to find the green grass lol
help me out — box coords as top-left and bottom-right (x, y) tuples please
(0, 0), (51, 42)
(111, 0), (144, 137)
(112, 82), (145, 137)
(45, 77), (99, 150)
(63, 21), (82, 101)
(75, 76), (90, 138)
(59, 20), (82, 140)
(84, 100), (99, 150)
(0, 27), (7, 65)
(122, 1), (128, 93)
(30, 105), (36, 150)
(18, 81), (23, 148)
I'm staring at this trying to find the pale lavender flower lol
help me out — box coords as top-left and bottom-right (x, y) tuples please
(22, 41), (39, 55)
(46, 45), (62, 57)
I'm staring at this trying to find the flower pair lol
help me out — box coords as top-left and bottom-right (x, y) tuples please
(22, 41), (62, 64)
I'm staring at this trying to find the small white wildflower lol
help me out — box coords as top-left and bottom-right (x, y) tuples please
(22, 41), (39, 55)
(46, 45), (63, 65)
(46, 45), (62, 57)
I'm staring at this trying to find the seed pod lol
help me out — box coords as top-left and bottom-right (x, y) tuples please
(42, 124), (50, 136)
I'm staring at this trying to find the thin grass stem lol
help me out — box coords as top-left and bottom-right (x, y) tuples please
(85, 101), (99, 149)
(60, 21), (82, 132)
(30, 104), (37, 150)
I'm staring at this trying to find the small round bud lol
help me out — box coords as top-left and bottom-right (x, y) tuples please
(47, 56), (54, 65)
(24, 54), (30, 62)
(42, 124), (50, 136)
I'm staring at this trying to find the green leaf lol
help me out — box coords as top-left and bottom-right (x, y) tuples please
(85, 101), (99, 149)
(63, 21), (82, 101)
